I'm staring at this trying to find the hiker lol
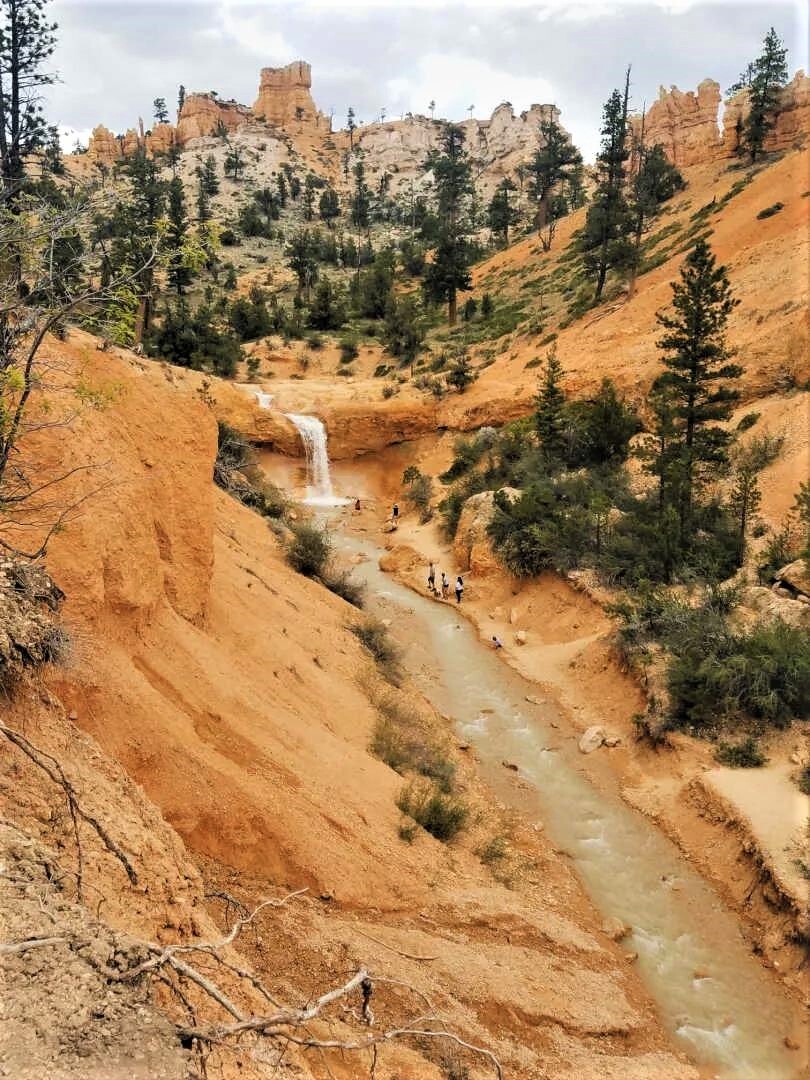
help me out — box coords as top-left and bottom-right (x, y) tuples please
(441, 572), (450, 599)
(391, 502), (399, 527)
(492, 635), (503, 649)
(455, 576), (464, 604)
(427, 561), (436, 594)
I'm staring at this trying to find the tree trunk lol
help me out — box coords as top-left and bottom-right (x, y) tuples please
(448, 291), (457, 327)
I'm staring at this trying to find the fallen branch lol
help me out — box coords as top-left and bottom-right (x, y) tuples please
(354, 927), (438, 962)
(0, 722), (138, 892)
(0, 936), (66, 955)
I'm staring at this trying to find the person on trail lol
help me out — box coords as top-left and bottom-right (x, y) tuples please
(441, 572), (450, 599)
(427, 561), (436, 593)
(392, 502), (399, 526)
(354, 497), (361, 511)
(455, 576), (464, 604)
(492, 635), (503, 649)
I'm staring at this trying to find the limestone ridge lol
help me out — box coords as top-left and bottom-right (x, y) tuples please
(631, 70), (810, 167)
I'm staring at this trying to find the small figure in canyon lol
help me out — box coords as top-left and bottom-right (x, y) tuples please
(492, 635), (503, 649)
(354, 497), (361, 511)
(427, 561), (436, 594)
(391, 502), (399, 527)
(441, 572), (450, 599)
(455, 576), (464, 604)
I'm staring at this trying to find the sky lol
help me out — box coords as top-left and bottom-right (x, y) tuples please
(47, 0), (808, 161)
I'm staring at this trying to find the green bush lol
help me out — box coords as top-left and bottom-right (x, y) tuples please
(339, 335), (359, 362)
(668, 618), (810, 732)
(397, 779), (468, 842)
(402, 465), (433, 523)
(756, 202), (784, 220)
(287, 522), (331, 577)
(352, 618), (401, 682)
(371, 698), (455, 791)
(797, 765), (810, 795)
(736, 412), (760, 432)
(715, 737), (767, 768)
(322, 569), (365, 608)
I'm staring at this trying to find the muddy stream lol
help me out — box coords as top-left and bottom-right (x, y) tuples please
(332, 527), (800, 1080)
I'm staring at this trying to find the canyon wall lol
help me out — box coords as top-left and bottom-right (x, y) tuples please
(253, 60), (329, 130)
(633, 69), (810, 168)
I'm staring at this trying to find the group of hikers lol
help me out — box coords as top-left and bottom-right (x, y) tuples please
(427, 561), (464, 604)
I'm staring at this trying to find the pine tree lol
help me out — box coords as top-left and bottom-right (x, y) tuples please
(422, 123), (473, 325)
(303, 173), (316, 221)
(529, 117), (582, 249)
(627, 135), (684, 294)
(177, 84), (185, 117)
(286, 229), (318, 300)
(318, 186), (339, 226)
(534, 346), (567, 463)
(655, 238), (742, 531)
(729, 28), (789, 162)
(487, 177), (518, 245)
(347, 106), (356, 148)
(196, 175), (211, 222)
(0, 0), (57, 196)
(199, 153), (219, 195)
(153, 97), (168, 125)
(580, 70), (634, 301)
(166, 176), (191, 294)
(224, 144), (244, 181)
(351, 158), (370, 229)
(277, 171), (287, 207)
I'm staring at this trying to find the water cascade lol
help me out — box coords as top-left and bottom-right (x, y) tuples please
(254, 390), (274, 410)
(284, 413), (346, 505)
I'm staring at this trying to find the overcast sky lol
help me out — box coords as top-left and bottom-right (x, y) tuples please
(47, 0), (807, 161)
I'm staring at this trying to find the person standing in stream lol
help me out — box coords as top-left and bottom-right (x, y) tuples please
(455, 576), (464, 604)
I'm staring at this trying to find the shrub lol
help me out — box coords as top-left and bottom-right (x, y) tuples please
(668, 618), (810, 732)
(219, 228), (239, 246)
(397, 779), (468, 842)
(477, 834), (508, 865)
(352, 618), (401, 682)
(339, 335), (359, 363)
(756, 202), (784, 219)
(371, 698), (455, 791)
(736, 412), (760, 432)
(402, 465), (433, 523)
(322, 569), (365, 607)
(715, 737), (767, 768)
(798, 765), (810, 796)
(287, 522), (331, 577)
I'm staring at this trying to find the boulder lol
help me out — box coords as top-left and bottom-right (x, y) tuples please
(775, 559), (810, 599)
(453, 488), (521, 574)
(579, 726), (605, 754)
(601, 916), (632, 942)
(515, 630), (529, 646)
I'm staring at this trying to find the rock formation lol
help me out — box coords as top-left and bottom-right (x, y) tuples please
(253, 60), (328, 129)
(631, 79), (722, 168)
(176, 92), (249, 143)
(633, 70), (810, 169)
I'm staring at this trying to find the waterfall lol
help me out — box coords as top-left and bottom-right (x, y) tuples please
(284, 413), (346, 505)
(254, 390), (274, 410)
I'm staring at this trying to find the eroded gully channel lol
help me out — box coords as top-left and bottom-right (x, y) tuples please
(327, 525), (800, 1080)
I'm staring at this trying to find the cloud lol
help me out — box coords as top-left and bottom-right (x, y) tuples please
(385, 53), (556, 122)
(213, 2), (295, 61)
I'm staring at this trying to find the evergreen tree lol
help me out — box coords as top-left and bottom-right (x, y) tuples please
(276, 171), (287, 207)
(655, 238), (742, 531)
(177, 84), (185, 117)
(628, 136), (684, 293)
(446, 351), (475, 392)
(153, 96), (169, 125)
(351, 158), (370, 229)
(487, 177), (518, 245)
(166, 176), (191, 294)
(347, 106), (356, 148)
(318, 185), (339, 226)
(224, 144), (244, 180)
(382, 293), (424, 370)
(0, 0), (57, 196)
(196, 175), (211, 222)
(729, 451), (762, 564)
(534, 346), (566, 462)
(529, 117), (582, 249)
(199, 153), (219, 195)
(307, 276), (345, 330)
(286, 229), (318, 300)
(580, 71), (634, 300)
(303, 172), (316, 221)
(422, 123), (473, 325)
(729, 28), (789, 161)
(42, 122), (62, 174)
